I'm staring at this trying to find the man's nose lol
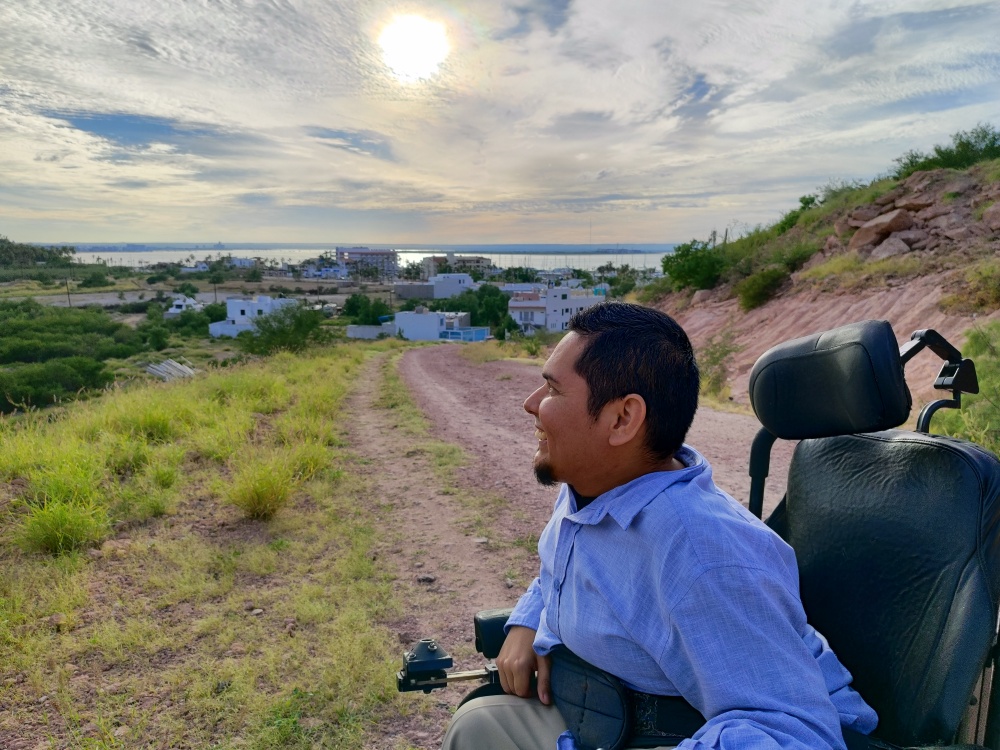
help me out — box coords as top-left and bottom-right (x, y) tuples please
(524, 385), (543, 415)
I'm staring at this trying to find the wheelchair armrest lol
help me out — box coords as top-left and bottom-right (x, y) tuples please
(474, 608), (513, 659)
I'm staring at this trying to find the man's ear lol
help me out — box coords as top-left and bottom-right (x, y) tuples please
(607, 394), (647, 448)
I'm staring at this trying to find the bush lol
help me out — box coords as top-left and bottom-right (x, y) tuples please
(735, 267), (788, 311)
(203, 302), (226, 323)
(18, 499), (109, 553)
(237, 304), (329, 355)
(226, 454), (295, 519)
(0, 357), (114, 413)
(893, 123), (1000, 178)
(174, 282), (199, 297)
(78, 271), (113, 288)
(661, 240), (725, 290)
(342, 294), (392, 325)
(699, 330), (743, 398)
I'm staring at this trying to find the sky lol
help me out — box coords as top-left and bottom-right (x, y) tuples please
(1, 0), (999, 246)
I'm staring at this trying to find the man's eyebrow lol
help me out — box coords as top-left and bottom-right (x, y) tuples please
(542, 372), (560, 385)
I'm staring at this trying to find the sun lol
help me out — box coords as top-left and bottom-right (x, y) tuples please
(378, 14), (449, 83)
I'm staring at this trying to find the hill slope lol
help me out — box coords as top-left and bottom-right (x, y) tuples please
(653, 162), (1000, 406)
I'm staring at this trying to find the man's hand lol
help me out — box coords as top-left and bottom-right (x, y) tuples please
(496, 625), (552, 705)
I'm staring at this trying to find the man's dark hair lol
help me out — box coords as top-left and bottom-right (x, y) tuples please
(569, 301), (699, 461)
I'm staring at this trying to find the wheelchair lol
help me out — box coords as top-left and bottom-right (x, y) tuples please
(397, 319), (1000, 750)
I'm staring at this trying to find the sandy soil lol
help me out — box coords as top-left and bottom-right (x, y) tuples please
(363, 344), (793, 749)
(664, 272), (998, 408)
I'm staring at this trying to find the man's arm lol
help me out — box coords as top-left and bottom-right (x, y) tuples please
(496, 625), (552, 704)
(497, 577), (553, 704)
(661, 565), (858, 750)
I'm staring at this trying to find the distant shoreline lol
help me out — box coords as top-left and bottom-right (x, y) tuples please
(57, 242), (674, 254)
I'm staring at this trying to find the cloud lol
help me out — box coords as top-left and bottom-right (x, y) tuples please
(306, 128), (397, 161)
(0, 0), (998, 242)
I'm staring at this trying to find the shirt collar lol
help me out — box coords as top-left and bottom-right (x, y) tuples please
(566, 445), (708, 529)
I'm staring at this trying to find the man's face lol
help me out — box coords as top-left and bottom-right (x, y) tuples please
(523, 332), (604, 490)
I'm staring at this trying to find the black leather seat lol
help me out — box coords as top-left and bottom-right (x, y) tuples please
(748, 320), (1000, 748)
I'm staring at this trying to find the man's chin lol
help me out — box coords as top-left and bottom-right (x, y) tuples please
(534, 462), (558, 487)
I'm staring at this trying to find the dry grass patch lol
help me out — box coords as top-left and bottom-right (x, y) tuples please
(0, 342), (416, 749)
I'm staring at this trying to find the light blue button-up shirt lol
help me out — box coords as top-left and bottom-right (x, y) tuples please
(507, 445), (877, 750)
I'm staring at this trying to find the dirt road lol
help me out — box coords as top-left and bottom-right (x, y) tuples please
(362, 344), (793, 749)
(398, 345), (793, 519)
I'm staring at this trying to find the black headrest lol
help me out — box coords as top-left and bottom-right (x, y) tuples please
(749, 320), (912, 440)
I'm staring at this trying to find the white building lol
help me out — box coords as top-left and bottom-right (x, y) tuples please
(335, 246), (399, 279)
(208, 295), (298, 338)
(346, 322), (396, 340)
(180, 262), (210, 274)
(164, 295), (204, 318)
(429, 273), (476, 299)
(393, 273), (477, 300)
(421, 253), (493, 279)
(507, 287), (605, 335)
(395, 308), (489, 342)
(226, 257), (257, 269)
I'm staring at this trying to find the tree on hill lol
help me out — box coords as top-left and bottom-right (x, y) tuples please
(0, 236), (75, 267)
(236, 304), (329, 355)
(342, 293), (392, 325)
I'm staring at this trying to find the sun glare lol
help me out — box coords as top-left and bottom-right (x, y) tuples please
(378, 14), (449, 83)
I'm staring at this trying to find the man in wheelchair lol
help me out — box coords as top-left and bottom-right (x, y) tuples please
(403, 303), (1000, 750)
(441, 301), (879, 750)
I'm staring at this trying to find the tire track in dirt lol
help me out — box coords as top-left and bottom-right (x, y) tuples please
(349, 353), (537, 750)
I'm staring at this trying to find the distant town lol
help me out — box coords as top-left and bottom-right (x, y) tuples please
(152, 246), (665, 343)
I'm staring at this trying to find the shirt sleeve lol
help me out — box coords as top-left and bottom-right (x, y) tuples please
(662, 565), (850, 750)
(506, 576), (544, 632)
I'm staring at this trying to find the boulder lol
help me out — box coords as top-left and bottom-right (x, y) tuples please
(944, 226), (972, 241)
(834, 217), (852, 237)
(823, 235), (843, 253)
(848, 209), (914, 251)
(691, 289), (713, 305)
(888, 229), (929, 247)
(917, 204), (953, 221)
(848, 206), (881, 227)
(895, 194), (934, 211)
(927, 212), (961, 231)
(871, 237), (911, 261)
(875, 189), (903, 206)
(983, 203), (1000, 232)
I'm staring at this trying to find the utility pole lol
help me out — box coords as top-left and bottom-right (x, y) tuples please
(65, 278), (72, 307)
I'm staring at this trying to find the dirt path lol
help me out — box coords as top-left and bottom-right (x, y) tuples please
(356, 344), (793, 749)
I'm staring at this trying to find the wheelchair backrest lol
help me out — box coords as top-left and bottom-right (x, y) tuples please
(749, 320), (1000, 747)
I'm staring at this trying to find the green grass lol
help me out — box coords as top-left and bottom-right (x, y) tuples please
(0, 341), (416, 748)
(796, 251), (925, 289)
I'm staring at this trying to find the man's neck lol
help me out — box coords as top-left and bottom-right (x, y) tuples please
(571, 452), (685, 500)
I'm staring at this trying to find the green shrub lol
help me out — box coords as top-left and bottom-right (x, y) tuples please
(203, 302), (226, 322)
(226, 457), (294, 520)
(78, 271), (112, 288)
(893, 123), (1000, 178)
(237, 305), (329, 355)
(699, 330), (743, 398)
(773, 195), (818, 236)
(0, 357), (114, 413)
(18, 499), (109, 554)
(735, 268), (789, 311)
(661, 240), (725, 290)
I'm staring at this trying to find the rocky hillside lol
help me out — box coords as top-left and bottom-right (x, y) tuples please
(655, 162), (1000, 407)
